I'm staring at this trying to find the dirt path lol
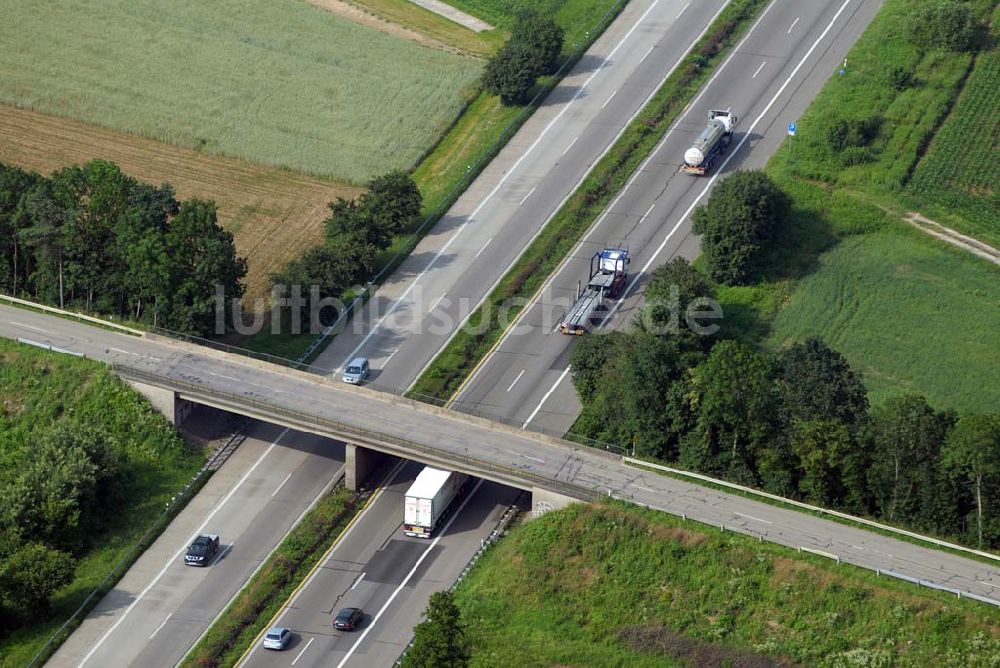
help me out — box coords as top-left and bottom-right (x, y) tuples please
(305, 0), (466, 54)
(0, 105), (361, 305)
(904, 212), (1000, 266)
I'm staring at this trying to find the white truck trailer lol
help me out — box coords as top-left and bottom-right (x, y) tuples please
(403, 467), (469, 538)
(680, 109), (737, 175)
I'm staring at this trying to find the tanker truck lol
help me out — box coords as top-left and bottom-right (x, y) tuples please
(680, 110), (737, 175)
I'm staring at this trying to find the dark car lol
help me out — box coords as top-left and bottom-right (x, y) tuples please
(185, 534), (220, 566)
(333, 607), (363, 631)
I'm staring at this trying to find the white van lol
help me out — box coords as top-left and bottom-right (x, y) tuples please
(342, 357), (370, 384)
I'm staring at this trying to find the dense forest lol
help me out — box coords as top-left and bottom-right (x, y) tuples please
(0, 160), (246, 337)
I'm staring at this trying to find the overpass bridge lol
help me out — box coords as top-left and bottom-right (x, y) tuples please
(3, 303), (1000, 605)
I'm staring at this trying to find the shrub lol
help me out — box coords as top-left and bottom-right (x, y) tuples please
(908, 0), (980, 52)
(826, 116), (883, 153)
(887, 65), (913, 91)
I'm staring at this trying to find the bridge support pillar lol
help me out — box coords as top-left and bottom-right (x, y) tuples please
(126, 380), (193, 427)
(345, 444), (381, 491)
(530, 487), (580, 519)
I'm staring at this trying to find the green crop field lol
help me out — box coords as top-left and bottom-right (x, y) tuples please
(766, 226), (1000, 414)
(908, 43), (1000, 248)
(0, 339), (203, 665)
(0, 0), (482, 183)
(455, 502), (1000, 666)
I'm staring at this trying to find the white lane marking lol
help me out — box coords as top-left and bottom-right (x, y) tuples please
(519, 187), (537, 206)
(523, 454), (545, 463)
(291, 637), (315, 666)
(633, 485), (657, 493)
(640, 203), (656, 222)
(602, 90), (618, 109)
(475, 237), (493, 258)
(752, 60), (766, 78)
(207, 371), (241, 383)
(215, 543), (235, 563)
(79, 429), (290, 667)
(640, 44), (655, 63)
(341, 0), (669, 370)
(788, 16), (800, 33)
(852, 545), (865, 551)
(385, 348), (399, 364)
(977, 580), (1000, 590)
(676, 1), (691, 19)
(602, 0), (857, 326)
(350, 572), (366, 591)
(506, 369), (526, 392)
(110, 347), (139, 356)
(10, 321), (47, 333)
(335, 480), (485, 668)
(271, 472), (293, 498)
(148, 614), (171, 640)
(561, 135), (579, 156)
(415, 0), (733, 397)
(735, 512), (772, 525)
(522, 365), (571, 429)
(431, 293), (447, 311)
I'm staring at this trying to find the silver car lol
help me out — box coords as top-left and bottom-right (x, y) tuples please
(262, 627), (291, 650)
(342, 357), (370, 384)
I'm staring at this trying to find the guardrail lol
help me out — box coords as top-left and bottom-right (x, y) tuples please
(1, 293), (145, 335)
(112, 364), (599, 504)
(622, 457), (1000, 565)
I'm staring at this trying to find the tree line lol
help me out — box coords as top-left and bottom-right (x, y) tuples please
(572, 171), (1000, 549)
(0, 160), (246, 336)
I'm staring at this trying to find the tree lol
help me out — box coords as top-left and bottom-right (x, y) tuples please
(868, 395), (955, 530)
(641, 257), (717, 346)
(403, 591), (470, 668)
(0, 543), (75, 615)
(512, 9), (564, 75)
(691, 170), (789, 285)
(163, 198), (247, 335)
(789, 419), (862, 507)
(680, 340), (779, 484)
(483, 41), (541, 106)
(943, 414), (1000, 548)
(773, 338), (869, 429)
(0, 163), (41, 293)
(365, 170), (422, 234)
(909, 0), (980, 52)
(15, 180), (71, 306)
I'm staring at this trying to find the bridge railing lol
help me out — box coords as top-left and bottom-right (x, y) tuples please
(113, 364), (599, 503)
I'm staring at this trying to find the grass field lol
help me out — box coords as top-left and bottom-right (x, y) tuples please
(714, 0), (1000, 416)
(455, 502), (1000, 667)
(0, 105), (361, 304)
(444, 0), (624, 46)
(341, 0), (504, 56)
(0, 0), (481, 182)
(908, 39), (1000, 248)
(0, 340), (203, 666)
(766, 226), (1000, 413)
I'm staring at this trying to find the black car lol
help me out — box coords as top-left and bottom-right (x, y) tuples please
(185, 534), (220, 566)
(333, 607), (363, 631)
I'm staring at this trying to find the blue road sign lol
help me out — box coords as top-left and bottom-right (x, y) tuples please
(787, 122), (797, 136)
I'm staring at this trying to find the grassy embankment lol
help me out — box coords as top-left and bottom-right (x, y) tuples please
(409, 0), (771, 400)
(180, 486), (361, 668)
(454, 502), (1000, 666)
(0, 340), (204, 666)
(243, 0), (626, 361)
(718, 0), (1000, 414)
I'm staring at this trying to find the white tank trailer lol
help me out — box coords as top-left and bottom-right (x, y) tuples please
(681, 110), (737, 175)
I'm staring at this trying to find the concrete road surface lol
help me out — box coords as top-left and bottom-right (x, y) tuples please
(312, 0), (730, 390)
(47, 421), (345, 668)
(3, 307), (999, 608)
(451, 0), (885, 435)
(239, 461), (520, 668)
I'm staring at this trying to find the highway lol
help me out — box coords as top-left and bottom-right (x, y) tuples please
(4, 307), (1000, 610)
(239, 461), (520, 668)
(451, 0), (886, 434)
(312, 0), (732, 389)
(47, 420), (345, 668)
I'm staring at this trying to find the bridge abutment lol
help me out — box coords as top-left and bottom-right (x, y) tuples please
(345, 443), (382, 491)
(530, 487), (580, 518)
(126, 380), (193, 427)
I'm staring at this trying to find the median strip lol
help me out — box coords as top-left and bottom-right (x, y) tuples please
(408, 0), (771, 402)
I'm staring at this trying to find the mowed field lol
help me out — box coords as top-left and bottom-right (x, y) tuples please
(0, 105), (361, 303)
(0, 0), (482, 182)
